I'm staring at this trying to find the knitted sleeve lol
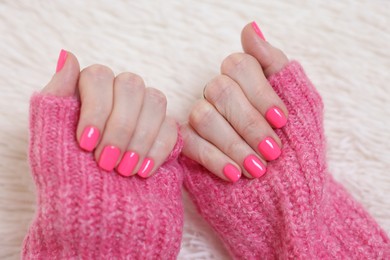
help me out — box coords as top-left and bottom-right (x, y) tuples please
(180, 61), (390, 259)
(23, 93), (184, 259)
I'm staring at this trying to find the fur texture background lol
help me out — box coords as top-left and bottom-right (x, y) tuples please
(0, 1), (389, 259)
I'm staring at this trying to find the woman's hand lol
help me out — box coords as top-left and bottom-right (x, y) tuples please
(42, 50), (178, 178)
(181, 23), (290, 182)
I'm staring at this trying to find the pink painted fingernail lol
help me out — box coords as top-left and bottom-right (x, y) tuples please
(258, 137), (281, 161)
(79, 126), (100, 152)
(265, 106), (287, 128)
(223, 164), (241, 183)
(243, 155), (267, 178)
(56, 49), (68, 73)
(117, 151), (139, 177)
(138, 158), (154, 178)
(251, 21), (266, 41)
(98, 145), (121, 171)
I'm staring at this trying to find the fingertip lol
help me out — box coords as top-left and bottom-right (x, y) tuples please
(137, 157), (155, 178)
(223, 163), (242, 183)
(41, 50), (81, 97)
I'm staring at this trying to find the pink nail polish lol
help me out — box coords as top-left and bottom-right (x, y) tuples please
(98, 145), (121, 171)
(56, 49), (68, 73)
(79, 126), (100, 152)
(258, 137), (281, 161)
(251, 21), (266, 41)
(138, 158), (154, 178)
(223, 164), (241, 183)
(243, 155), (267, 178)
(265, 106), (287, 128)
(117, 151), (139, 177)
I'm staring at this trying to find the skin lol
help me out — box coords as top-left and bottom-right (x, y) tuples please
(41, 54), (178, 178)
(41, 22), (289, 182)
(181, 23), (289, 182)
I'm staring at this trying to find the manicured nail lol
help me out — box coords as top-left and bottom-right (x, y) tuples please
(243, 155), (266, 178)
(223, 164), (241, 183)
(258, 137), (281, 161)
(138, 158), (154, 178)
(251, 21), (266, 41)
(98, 145), (121, 171)
(56, 49), (68, 73)
(79, 126), (100, 152)
(265, 106), (287, 128)
(117, 151), (139, 177)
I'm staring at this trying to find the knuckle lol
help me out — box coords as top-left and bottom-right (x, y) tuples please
(224, 139), (242, 157)
(82, 64), (114, 80)
(197, 143), (217, 167)
(145, 88), (167, 109)
(252, 84), (266, 101)
(115, 72), (145, 93)
(204, 75), (235, 105)
(189, 100), (214, 130)
(240, 111), (260, 137)
(111, 118), (133, 136)
(221, 53), (257, 75)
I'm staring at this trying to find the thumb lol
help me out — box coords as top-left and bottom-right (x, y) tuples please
(241, 22), (288, 78)
(41, 49), (80, 97)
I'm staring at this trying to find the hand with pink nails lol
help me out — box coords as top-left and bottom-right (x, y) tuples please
(181, 22), (289, 183)
(180, 22), (390, 259)
(23, 50), (184, 258)
(43, 50), (178, 178)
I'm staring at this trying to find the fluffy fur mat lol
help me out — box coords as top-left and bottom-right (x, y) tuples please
(0, 1), (389, 259)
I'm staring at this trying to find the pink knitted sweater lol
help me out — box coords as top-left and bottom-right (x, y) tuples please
(23, 61), (389, 259)
(23, 94), (184, 259)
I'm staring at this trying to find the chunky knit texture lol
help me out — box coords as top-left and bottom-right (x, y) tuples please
(23, 93), (184, 259)
(181, 61), (390, 259)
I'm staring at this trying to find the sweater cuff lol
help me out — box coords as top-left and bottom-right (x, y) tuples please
(267, 61), (323, 113)
(29, 92), (183, 174)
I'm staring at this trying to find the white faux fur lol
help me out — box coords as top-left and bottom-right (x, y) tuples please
(0, 1), (389, 259)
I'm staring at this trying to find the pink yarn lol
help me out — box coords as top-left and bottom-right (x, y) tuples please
(23, 94), (184, 259)
(181, 61), (390, 259)
(23, 61), (389, 259)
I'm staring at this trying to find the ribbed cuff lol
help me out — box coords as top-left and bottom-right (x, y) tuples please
(268, 61), (323, 116)
(29, 92), (183, 173)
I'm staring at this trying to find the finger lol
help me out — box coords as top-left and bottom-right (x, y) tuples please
(136, 117), (178, 178)
(41, 50), (80, 96)
(123, 88), (167, 177)
(221, 52), (288, 129)
(181, 123), (241, 183)
(204, 75), (281, 161)
(76, 65), (115, 154)
(93, 72), (145, 173)
(189, 99), (266, 179)
(241, 21), (289, 77)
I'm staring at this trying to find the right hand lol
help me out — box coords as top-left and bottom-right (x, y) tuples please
(181, 22), (290, 183)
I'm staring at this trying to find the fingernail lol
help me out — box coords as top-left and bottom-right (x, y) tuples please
(79, 126), (100, 151)
(265, 106), (287, 128)
(98, 145), (121, 171)
(223, 164), (241, 183)
(243, 155), (266, 178)
(251, 21), (266, 41)
(258, 137), (281, 161)
(56, 49), (68, 73)
(138, 158), (154, 178)
(117, 151), (139, 177)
